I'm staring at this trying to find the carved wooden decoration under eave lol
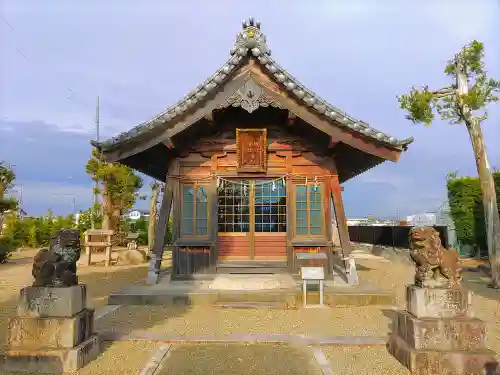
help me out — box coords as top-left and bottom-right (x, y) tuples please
(286, 111), (297, 126)
(236, 128), (267, 173)
(163, 137), (175, 149)
(329, 136), (340, 149)
(204, 111), (214, 125)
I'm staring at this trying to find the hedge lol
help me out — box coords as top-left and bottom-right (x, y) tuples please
(447, 172), (500, 252)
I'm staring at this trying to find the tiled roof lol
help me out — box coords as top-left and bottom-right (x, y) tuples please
(98, 17), (414, 150)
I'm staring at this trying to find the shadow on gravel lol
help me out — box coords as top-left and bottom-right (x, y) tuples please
(157, 343), (322, 375)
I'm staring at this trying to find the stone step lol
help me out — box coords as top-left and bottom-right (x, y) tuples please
(216, 267), (289, 274)
(216, 261), (288, 268)
(214, 301), (288, 309)
(217, 291), (294, 304)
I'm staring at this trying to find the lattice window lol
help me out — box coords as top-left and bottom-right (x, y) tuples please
(217, 180), (250, 233)
(254, 179), (286, 233)
(295, 184), (323, 235)
(181, 183), (209, 237)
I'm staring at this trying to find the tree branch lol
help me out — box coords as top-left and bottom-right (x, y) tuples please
(431, 86), (455, 98)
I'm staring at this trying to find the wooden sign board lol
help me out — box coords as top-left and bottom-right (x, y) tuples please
(236, 128), (267, 172)
(301, 266), (325, 280)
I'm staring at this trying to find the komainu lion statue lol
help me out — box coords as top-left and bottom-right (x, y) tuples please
(32, 228), (81, 287)
(408, 226), (462, 289)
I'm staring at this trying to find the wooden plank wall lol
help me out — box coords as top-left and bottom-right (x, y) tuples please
(217, 235), (251, 260)
(254, 233), (287, 260)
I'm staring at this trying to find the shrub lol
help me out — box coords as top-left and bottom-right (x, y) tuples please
(0, 236), (15, 263)
(447, 172), (500, 252)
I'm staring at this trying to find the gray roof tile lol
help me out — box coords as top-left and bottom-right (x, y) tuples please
(97, 17), (414, 150)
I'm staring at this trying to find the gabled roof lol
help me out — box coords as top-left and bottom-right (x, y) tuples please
(94, 17), (413, 153)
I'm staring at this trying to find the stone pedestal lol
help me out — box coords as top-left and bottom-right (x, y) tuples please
(388, 286), (498, 375)
(2, 285), (101, 374)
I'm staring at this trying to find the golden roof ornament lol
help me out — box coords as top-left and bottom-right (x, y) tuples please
(231, 17), (270, 57)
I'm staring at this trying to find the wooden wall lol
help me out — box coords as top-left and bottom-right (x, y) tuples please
(169, 107), (344, 277)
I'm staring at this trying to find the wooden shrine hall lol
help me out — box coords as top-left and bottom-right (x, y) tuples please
(93, 17), (414, 283)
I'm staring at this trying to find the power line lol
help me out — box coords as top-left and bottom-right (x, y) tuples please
(1, 18), (94, 118)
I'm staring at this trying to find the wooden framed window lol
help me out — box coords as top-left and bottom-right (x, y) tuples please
(181, 183), (209, 237)
(295, 184), (324, 235)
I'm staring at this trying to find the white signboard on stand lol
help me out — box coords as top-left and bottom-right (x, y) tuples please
(300, 267), (325, 308)
(301, 267), (325, 280)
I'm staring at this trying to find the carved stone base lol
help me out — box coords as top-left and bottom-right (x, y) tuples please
(8, 308), (94, 350)
(388, 333), (497, 375)
(2, 284), (101, 373)
(18, 285), (87, 318)
(393, 310), (487, 351)
(407, 285), (473, 319)
(3, 334), (101, 374)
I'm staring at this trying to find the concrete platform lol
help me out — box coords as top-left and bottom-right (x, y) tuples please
(108, 274), (394, 308)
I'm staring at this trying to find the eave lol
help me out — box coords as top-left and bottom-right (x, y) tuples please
(94, 17), (414, 166)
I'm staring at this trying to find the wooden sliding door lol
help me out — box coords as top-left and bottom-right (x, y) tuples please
(253, 179), (287, 260)
(217, 180), (252, 259)
(217, 179), (287, 261)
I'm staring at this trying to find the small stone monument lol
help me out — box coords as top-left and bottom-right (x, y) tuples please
(387, 226), (498, 375)
(2, 229), (101, 374)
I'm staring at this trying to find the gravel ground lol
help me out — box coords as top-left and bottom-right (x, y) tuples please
(96, 305), (392, 338)
(0, 249), (150, 355)
(70, 341), (161, 375)
(158, 343), (322, 375)
(355, 258), (414, 307)
(323, 346), (411, 375)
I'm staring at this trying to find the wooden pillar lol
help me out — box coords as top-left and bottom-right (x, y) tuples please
(209, 155), (219, 268)
(209, 174), (218, 269)
(84, 231), (91, 266)
(323, 175), (335, 277)
(330, 175), (352, 262)
(283, 151), (295, 273)
(147, 186), (173, 284)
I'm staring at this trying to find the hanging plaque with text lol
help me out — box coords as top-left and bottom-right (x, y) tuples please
(236, 128), (267, 172)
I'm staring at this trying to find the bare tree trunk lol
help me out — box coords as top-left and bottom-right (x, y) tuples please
(102, 182), (112, 230)
(148, 183), (159, 256)
(456, 63), (500, 288)
(466, 120), (500, 287)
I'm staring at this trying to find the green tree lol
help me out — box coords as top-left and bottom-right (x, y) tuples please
(0, 161), (18, 214)
(86, 149), (143, 231)
(27, 223), (38, 248)
(398, 40), (500, 288)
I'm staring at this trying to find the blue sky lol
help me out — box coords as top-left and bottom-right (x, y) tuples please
(1, 0), (499, 218)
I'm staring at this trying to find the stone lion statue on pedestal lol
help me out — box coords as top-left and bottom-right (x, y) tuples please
(32, 228), (81, 287)
(408, 226), (461, 289)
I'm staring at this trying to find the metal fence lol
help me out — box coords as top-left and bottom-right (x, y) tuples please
(348, 225), (449, 249)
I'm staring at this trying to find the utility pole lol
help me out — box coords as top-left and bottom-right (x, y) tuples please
(91, 96), (100, 229)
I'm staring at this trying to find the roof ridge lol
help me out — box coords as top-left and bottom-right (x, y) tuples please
(98, 17), (413, 150)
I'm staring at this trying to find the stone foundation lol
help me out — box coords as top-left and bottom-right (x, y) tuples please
(388, 286), (498, 375)
(2, 284), (101, 374)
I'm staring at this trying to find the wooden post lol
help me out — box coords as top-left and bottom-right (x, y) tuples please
(283, 151), (295, 273)
(105, 232), (112, 267)
(330, 175), (352, 266)
(84, 231), (91, 266)
(147, 187), (173, 284)
(208, 174), (218, 269)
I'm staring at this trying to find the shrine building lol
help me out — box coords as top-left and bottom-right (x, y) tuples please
(93, 18), (413, 282)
